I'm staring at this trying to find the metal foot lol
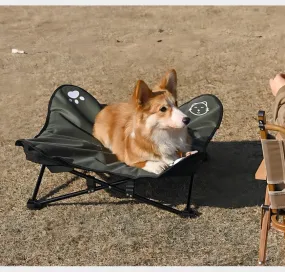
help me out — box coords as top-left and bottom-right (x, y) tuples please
(180, 208), (200, 218)
(27, 199), (46, 210)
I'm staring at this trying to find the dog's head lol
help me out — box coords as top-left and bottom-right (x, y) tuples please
(131, 69), (190, 130)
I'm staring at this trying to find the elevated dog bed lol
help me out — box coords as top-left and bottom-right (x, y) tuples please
(16, 85), (223, 217)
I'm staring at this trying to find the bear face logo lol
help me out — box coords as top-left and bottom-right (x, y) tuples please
(189, 101), (209, 116)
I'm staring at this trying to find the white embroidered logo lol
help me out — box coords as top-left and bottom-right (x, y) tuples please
(189, 101), (209, 116)
(67, 90), (85, 104)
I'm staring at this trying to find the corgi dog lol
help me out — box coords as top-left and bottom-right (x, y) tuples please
(93, 69), (195, 174)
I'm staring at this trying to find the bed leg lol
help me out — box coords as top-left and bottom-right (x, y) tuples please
(180, 174), (198, 218)
(186, 174), (194, 210)
(27, 165), (46, 210)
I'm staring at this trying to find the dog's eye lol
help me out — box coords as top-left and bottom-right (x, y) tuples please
(160, 106), (167, 112)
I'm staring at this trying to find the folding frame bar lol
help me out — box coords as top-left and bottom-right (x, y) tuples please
(26, 165), (198, 218)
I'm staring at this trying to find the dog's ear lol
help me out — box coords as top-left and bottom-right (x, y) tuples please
(159, 69), (177, 99)
(133, 80), (152, 106)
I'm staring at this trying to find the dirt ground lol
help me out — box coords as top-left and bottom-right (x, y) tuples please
(1, 6), (285, 266)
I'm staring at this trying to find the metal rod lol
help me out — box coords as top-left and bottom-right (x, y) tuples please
(132, 192), (182, 215)
(71, 169), (130, 189)
(37, 172), (129, 206)
(39, 189), (90, 205)
(71, 169), (130, 185)
(71, 170), (183, 215)
(186, 174), (194, 211)
(98, 181), (182, 215)
(31, 165), (46, 200)
(32, 168), (188, 216)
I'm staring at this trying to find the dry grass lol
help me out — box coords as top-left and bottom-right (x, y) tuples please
(1, 6), (285, 266)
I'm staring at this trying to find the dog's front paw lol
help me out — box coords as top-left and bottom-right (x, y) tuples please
(185, 150), (198, 157)
(163, 157), (176, 165)
(143, 161), (168, 174)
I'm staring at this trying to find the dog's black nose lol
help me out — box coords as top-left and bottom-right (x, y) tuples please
(182, 117), (190, 125)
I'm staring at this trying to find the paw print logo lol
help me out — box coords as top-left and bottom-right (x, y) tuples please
(67, 90), (85, 104)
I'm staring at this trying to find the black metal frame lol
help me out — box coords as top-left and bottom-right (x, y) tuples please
(27, 165), (198, 218)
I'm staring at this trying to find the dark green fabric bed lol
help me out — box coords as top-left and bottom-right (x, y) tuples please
(16, 85), (223, 178)
(15, 85), (223, 216)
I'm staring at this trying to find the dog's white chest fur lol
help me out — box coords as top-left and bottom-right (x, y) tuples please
(151, 128), (189, 160)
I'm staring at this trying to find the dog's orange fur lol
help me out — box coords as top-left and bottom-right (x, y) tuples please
(93, 69), (191, 174)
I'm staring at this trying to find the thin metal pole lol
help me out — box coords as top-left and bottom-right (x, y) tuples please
(186, 174), (194, 211)
(31, 168), (193, 216)
(38, 173), (129, 206)
(31, 165), (46, 200)
(39, 189), (90, 205)
(71, 170), (182, 215)
(132, 192), (182, 215)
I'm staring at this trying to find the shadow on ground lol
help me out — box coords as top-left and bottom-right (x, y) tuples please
(42, 140), (266, 211)
(114, 140), (266, 209)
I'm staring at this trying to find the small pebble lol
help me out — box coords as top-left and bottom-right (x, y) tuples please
(12, 48), (26, 54)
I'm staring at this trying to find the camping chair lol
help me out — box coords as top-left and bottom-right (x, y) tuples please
(15, 85), (223, 217)
(256, 110), (285, 265)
